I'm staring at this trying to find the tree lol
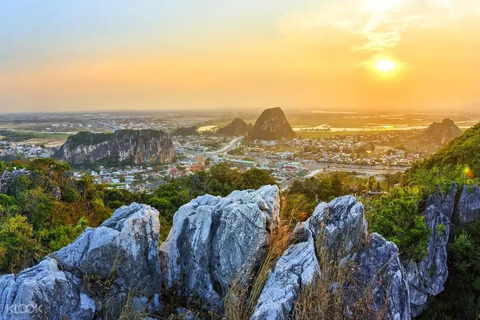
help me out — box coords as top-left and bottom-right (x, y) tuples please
(17, 187), (54, 231)
(62, 188), (80, 204)
(0, 215), (40, 272)
(0, 194), (18, 217)
(241, 168), (276, 190)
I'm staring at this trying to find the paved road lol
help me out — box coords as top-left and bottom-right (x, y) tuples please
(207, 137), (243, 155)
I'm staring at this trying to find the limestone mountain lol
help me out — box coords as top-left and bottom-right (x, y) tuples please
(56, 129), (174, 168)
(422, 118), (463, 145)
(250, 107), (295, 140)
(216, 118), (250, 136)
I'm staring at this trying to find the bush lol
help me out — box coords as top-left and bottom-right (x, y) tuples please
(364, 188), (430, 262)
(62, 188), (80, 204)
(0, 215), (40, 273)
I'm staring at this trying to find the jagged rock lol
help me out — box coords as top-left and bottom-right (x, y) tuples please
(403, 185), (457, 317)
(56, 129), (175, 167)
(252, 196), (410, 320)
(250, 107), (295, 140)
(306, 197), (367, 258)
(250, 226), (320, 320)
(0, 203), (161, 320)
(352, 233), (411, 319)
(52, 203), (162, 317)
(0, 169), (30, 194)
(0, 257), (95, 320)
(309, 197), (409, 320)
(458, 184), (480, 224)
(160, 185), (280, 311)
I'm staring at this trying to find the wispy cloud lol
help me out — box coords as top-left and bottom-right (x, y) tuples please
(280, 0), (480, 53)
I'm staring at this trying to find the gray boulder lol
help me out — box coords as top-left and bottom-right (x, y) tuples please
(160, 185), (280, 311)
(0, 258), (95, 320)
(353, 233), (411, 320)
(306, 197), (367, 258)
(404, 185), (457, 317)
(0, 203), (161, 320)
(252, 196), (410, 320)
(250, 226), (320, 320)
(52, 203), (162, 317)
(309, 196), (410, 320)
(458, 184), (480, 224)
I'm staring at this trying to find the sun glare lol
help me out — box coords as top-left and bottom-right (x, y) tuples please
(376, 59), (396, 72)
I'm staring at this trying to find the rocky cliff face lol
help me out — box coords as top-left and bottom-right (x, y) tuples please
(423, 118), (463, 145)
(217, 118), (250, 136)
(0, 203), (161, 320)
(403, 185), (457, 316)
(250, 107), (295, 140)
(458, 184), (480, 224)
(56, 129), (174, 167)
(160, 186), (281, 311)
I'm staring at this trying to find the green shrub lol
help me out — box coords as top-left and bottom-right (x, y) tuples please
(0, 215), (40, 273)
(364, 188), (430, 262)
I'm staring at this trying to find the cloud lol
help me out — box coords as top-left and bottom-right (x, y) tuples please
(279, 0), (480, 53)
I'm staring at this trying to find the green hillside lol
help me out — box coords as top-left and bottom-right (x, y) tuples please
(404, 122), (480, 193)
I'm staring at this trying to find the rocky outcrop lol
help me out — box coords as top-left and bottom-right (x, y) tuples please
(56, 129), (174, 167)
(250, 225), (320, 320)
(217, 118), (250, 136)
(0, 168), (30, 194)
(422, 118), (463, 145)
(403, 185), (457, 317)
(458, 184), (480, 224)
(0, 203), (161, 320)
(0, 258), (95, 320)
(250, 108), (295, 140)
(160, 185), (280, 311)
(252, 196), (410, 320)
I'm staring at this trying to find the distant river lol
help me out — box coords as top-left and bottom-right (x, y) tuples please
(292, 125), (473, 132)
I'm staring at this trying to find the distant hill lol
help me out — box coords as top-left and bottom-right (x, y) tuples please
(56, 129), (175, 168)
(422, 118), (463, 145)
(216, 118), (250, 136)
(173, 126), (198, 136)
(405, 122), (480, 185)
(249, 107), (295, 140)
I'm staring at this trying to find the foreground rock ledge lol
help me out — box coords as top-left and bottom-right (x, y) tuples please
(0, 203), (161, 320)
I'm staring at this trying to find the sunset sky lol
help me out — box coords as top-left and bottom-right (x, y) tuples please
(1, 0), (480, 113)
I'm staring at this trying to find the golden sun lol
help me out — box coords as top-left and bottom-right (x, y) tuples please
(375, 59), (396, 72)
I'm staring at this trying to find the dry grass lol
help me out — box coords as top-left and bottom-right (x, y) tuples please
(118, 289), (149, 320)
(294, 231), (389, 320)
(294, 232), (352, 320)
(224, 221), (291, 320)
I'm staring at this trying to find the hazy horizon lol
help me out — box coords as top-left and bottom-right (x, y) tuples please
(1, 1), (480, 113)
